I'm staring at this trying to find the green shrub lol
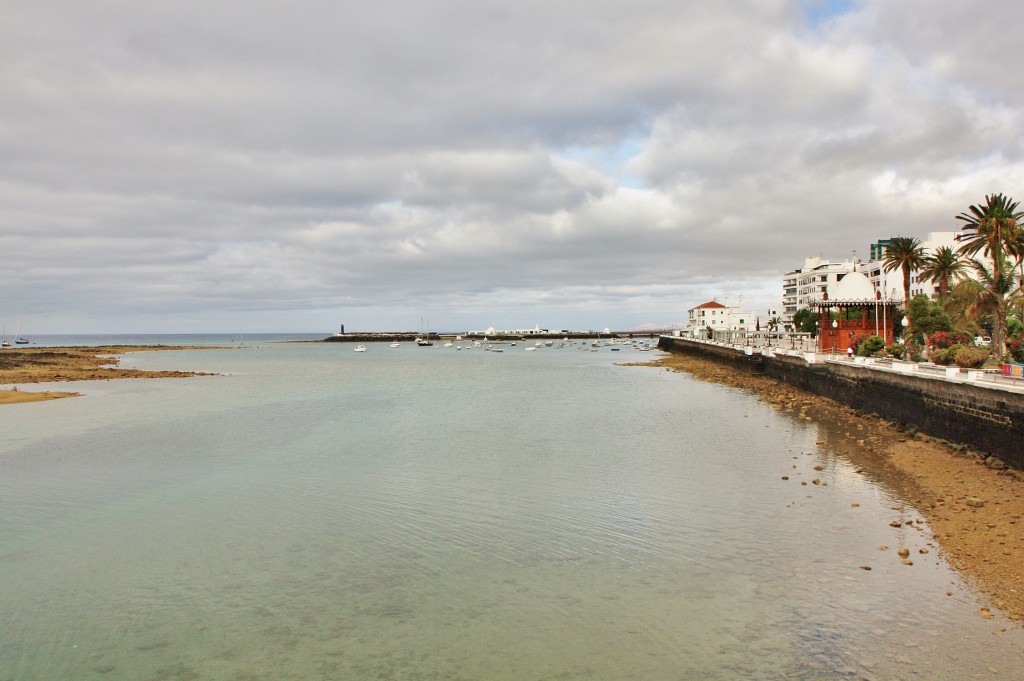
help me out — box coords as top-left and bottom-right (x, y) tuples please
(885, 343), (905, 358)
(954, 346), (990, 368)
(930, 347), (953, 365)
(856, 335), (886, 357)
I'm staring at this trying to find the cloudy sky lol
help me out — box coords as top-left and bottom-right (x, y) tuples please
(2, 0), (1023, 334)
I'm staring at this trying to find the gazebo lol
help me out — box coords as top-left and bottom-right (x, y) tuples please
(815, 271), (900, 354)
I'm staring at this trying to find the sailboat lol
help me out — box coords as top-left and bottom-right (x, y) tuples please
(415, 318), (433, 346)
(1, 324), (10, 348)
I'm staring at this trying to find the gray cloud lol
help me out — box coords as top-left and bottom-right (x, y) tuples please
(2, 0), (1023, 333)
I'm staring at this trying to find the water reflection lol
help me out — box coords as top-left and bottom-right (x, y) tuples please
(0, 345), (1021, 679)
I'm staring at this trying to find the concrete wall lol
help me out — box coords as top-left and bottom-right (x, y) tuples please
(658, 337), (1024, 468)
(656, 337), (765, 374)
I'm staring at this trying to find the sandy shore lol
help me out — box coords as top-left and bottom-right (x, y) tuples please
(630, 352), (1024, 624)
(0, 346), (211, 404)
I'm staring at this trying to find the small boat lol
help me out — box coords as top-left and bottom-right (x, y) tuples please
(524, 346), (537, 352)
(390, 341), (401, 348)
(415, 337), (433, 346)
(354, 345), (367, 352)
(15, 337), (29, 345)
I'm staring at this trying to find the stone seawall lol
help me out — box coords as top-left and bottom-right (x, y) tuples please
(658, 336), (1024, 469)
(654, 337), (766, 374)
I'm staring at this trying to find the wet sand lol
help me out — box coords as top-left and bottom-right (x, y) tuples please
(630, 352), (1024, 624)
(0, 346), (211, 404)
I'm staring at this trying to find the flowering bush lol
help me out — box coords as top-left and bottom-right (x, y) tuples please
(927, 331), (974, 349)
(1008, 338), (1024, 363)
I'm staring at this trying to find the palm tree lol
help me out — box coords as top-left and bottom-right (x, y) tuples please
(919, 246), (966, 299)
(956, 194), (1024, 358)
(881, 236), (925, 306)
(956, 193), (1023, 280)
(950, 254), (1021, 359)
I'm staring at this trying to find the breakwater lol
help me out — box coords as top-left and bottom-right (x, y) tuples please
(659, 336), (1024, 469)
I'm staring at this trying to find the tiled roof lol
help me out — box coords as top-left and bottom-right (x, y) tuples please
(693, 301), (726, 309)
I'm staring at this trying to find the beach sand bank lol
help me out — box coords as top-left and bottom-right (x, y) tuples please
(630, 352), (1024, 624)
(0, 346), (211, 404)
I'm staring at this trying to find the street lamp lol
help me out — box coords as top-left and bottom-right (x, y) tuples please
(831, 318), (838, 355)
(901, 316), (909, 360)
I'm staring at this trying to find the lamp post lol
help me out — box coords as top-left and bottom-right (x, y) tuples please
(831, 318), (838, 355)
(901, 316), (909, 360)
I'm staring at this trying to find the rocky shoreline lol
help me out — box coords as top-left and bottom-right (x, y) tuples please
(630, 352), (1024, 624)
(0, 346), (211, 404)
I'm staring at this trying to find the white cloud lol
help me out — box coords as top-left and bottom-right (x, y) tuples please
(2, 0), (1024, 332)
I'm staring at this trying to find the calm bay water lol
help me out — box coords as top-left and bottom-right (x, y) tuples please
(1, 338), (1021, 680)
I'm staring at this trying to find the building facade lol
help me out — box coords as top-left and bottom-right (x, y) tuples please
(686, 299), (756, 338)
(781, 257), (858, 321)
(785, 231), (984, 317)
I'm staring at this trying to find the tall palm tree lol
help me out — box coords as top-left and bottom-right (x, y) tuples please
(956, 193), (1023, 282)
(881, 237), (925, 306)
(919, 245), (966, 299)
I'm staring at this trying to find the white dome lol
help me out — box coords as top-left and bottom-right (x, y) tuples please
(831, 271), (875, 300)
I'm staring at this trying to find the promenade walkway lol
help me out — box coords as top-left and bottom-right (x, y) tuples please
(669, 336), (1024, 396)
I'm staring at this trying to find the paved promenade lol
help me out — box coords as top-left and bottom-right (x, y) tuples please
(670, 336), (1024, 395)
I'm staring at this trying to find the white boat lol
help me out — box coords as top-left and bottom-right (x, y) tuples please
(390, 341), (400, 348)
(354, 345), (367, 352)
(525, 346), (537, 352)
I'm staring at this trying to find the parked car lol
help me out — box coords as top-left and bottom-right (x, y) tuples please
(975, 336), (992, 347)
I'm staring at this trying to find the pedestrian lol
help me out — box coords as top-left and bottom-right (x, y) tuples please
(847, 346), (854, 359)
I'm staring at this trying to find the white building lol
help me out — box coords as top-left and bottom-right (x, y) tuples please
(784, 231), (987, 316)
(781, 257), (858, 320)
(685, 298), (756, 338)
(467, 324), (571, 336)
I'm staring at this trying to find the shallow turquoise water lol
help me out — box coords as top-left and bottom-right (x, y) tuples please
(1, 340), (1021, 680)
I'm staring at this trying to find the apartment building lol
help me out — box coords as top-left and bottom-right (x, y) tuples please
(784, 231), (982, 318)
(685, 298), (756, 338)
(781, 257), (858, 321)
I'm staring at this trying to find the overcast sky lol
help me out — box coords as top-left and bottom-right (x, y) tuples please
(2, 0), (1023, 334)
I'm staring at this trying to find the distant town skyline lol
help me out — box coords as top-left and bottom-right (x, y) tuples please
(3, 1), (1023, 333)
